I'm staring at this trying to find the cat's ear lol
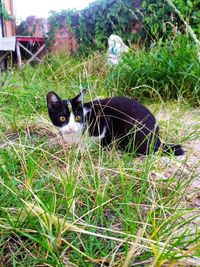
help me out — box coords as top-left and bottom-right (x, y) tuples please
(73, 89), (87, 103)
(47, 91), (62, 109)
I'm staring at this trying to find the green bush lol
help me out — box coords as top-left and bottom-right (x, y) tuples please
(139, 0), (200, 42)
(46, 0), (200, 54)
(107, 36), (200, 105)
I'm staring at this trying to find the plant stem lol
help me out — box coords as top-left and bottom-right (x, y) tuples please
(165, 0), (200, 62)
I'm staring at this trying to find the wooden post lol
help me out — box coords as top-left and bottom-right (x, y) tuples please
(0, 51), (10, 70)
(0, 51), (10, 62)
(26, 43), (46, 64)
(16, 41), (22, 68)
(18, 42), (40, 62)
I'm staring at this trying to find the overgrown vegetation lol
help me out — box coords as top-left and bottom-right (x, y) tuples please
(47, 0), (200, 53)
(0, 52), (200, 266)
(107, 36), (200, 105)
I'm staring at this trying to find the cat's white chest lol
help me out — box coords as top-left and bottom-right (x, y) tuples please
(90, 126), (107, 142)
(61, 126), (107, 152)
(62, 132), (83, 145)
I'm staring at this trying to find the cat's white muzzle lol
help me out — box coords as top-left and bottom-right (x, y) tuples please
(59, 113), (84, 135)
(60, 124), (83, 135)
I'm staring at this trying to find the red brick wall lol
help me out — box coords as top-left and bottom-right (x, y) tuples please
(50, 27), (77, 54)
(17, 16), (77, 54)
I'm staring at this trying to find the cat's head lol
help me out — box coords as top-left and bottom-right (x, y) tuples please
(46, 90), (87, 135)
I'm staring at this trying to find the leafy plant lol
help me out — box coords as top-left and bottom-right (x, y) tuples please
(138, 0), (200, 42)
(48, 0), (139, 54)
(0, 3), (12, 21)
(47, 0), (200, 54)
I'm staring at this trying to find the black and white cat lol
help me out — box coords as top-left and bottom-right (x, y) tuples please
(46, 90), (184, 156)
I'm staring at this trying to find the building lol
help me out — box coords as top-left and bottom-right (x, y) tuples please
(0, 0), (15, 69)
(17, 16), (77, 54)
(0, 0), (47, 69)
(0, 0), (16, 37)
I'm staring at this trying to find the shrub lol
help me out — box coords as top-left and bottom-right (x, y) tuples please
(47, 0), (200, 54)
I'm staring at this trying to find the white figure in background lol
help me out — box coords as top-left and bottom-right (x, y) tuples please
(107, 34), (129, 65)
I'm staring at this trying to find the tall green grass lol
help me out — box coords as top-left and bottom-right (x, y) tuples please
(107, 36), (200, 105)
(0, 50), (200, 266)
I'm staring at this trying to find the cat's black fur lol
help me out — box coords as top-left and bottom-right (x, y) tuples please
(47, 90), (184, 156)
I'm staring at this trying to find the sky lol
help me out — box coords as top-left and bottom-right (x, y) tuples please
(15, 0), (94, 21)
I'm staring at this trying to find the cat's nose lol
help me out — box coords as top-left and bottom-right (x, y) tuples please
(68, 125), (76, 132)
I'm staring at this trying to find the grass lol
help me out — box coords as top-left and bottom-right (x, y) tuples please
(0, 51), (200, 266)
(107, 35), (200, 106)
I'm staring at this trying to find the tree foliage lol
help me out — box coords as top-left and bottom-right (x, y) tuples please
(0, 3), (12, 20)
(28, 0), (200, 53)
(48, 0), (137, 53)
(139, 0), (200, 42)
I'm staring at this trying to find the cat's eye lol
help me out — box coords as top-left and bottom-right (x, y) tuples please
(59, 116), (66, 122)
(75, 115), (81, 122)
